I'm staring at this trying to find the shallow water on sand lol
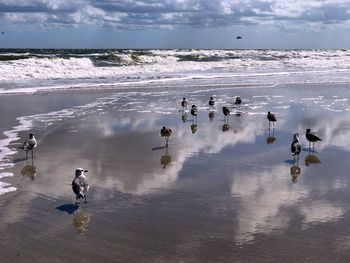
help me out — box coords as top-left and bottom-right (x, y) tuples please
(2, 83), (350, 262)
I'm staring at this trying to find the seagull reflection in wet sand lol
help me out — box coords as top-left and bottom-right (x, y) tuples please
(160, 126), (172, 148)
(72, 168), (89, 206)
(208, 111), (215, 121)
(160, 148), (172, 169)
(73, 209), (90, 234)
(191, 123), (198, 134)
(266, 128), (276, 144)
(305, 154), (321, 166)
(181, 112), (188, 123)
(21, 157), (38, 180)
(290, 165), (301, 183)
(306, 128), (322, 152)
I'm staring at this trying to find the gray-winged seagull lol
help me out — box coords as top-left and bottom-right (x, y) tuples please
(72, 168), (89, 205)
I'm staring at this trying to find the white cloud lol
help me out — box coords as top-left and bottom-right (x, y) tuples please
(2, 0), (350, 30)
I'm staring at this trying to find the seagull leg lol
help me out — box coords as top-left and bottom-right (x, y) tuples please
(84, 195), (88, 204)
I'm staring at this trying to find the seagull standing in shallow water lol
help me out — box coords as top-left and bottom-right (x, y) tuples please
(181, 97), (188, 110)
(191, 105), (198, 121)
(209, 96), (215, 107)
(291, 133), (302, 161)
(222, 105), (230, 121)
(235, 96), (242, 108)
(160, 126), (172, 148)
(72, 168), (89, 205)
(306, 129), (322, 151)
(267, 111), (277, 129)
(22, 133), (37, 159)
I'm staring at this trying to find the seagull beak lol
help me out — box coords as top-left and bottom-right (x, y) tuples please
(84, 170), (88, 173)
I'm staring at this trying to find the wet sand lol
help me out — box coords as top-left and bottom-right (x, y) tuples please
(1, 83), (350, 262)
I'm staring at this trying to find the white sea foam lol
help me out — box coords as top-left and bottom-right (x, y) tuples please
(1, 49), (350, 94)
(0, 173), (16, 195)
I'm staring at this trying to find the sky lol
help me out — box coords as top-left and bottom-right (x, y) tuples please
(0, 0), (350, 49)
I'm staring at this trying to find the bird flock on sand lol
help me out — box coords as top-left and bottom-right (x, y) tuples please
(162, 95), (323, 182)
(18, 95), (323, 205)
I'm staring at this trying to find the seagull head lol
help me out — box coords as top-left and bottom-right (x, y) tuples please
(75, 168), (88, 177)
(293, 133), (300, 142)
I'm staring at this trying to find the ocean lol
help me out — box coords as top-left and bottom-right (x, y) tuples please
(1, 49), (350, 94)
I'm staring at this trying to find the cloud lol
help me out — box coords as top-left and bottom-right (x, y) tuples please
(1, 0), (350, 30)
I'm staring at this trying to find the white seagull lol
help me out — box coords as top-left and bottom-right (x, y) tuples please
(22, 133), (37, 159)
(72, 168), (89, 205)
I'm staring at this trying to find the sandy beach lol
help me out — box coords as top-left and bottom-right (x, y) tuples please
(1, 81), (350, 262)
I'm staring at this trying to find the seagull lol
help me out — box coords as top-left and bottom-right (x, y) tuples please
(181, 97), (188, 110)
(267, 111), (277, 129)
(222, 105), (230, 121)
(160, 126), (172, 148)
(22, 133), (37, 159)
(72, 168), (89, 205)
(209, 96), (215, 107)
(236, 36), (242, 39)
(191, 105), (198, 121)
(291, 133), (302, 161)
(235, 96), (242, 108)
(306, 129), (322, 150)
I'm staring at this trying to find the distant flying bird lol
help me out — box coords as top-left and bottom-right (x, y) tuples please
(181, 97), (187, 110)
(1, 32), (4, 35)
(305, 129), (322, 150)
(267, 111), (277, 129)
(160, 126), (172, 148)
(72, 168), (89, 205)
(22, 133), (37, 159)
(209, 96), (215, 107)
(291, 133), (302, 161)
(236, 36), (242, 39)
